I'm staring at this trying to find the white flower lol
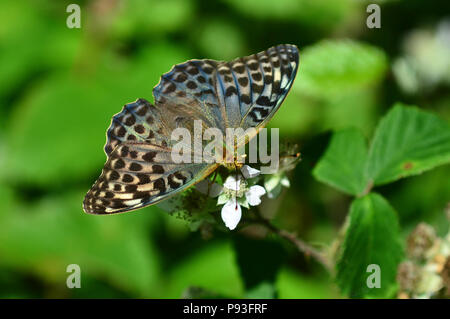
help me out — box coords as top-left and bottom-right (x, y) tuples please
(264, 174), (290, 199)
(241, 165), (260, 179)
(219, 167), (266, 230)
(223, 175), (241, 191)
(245, 185), (266, 206)
(221, 197), (242, 230)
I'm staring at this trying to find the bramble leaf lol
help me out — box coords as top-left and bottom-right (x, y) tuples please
(365, 104), (450, 185)
(336, 193), (403, 298)
(313, 128), (369, 196)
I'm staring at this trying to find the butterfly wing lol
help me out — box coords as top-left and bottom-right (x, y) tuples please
(152, 44), (299, 141)
(152, 58), (228, 132)
(84, 44), (299, 214)
(235, 44), (299, 130)
(84, 99), (218, 214)
(83, 142), (218, 214)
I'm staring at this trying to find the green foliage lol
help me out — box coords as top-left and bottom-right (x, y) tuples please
(0, 191), (160, 296)
(0, 2), (79, 101)
(366, 104), (450, 185)
(223, 0), (359, 30)
(113, 0), (194, 37)
(157, 241), (244, 298)
(182, 286), (230, 299)
(276, 267), (335, 298)
(196, 20), (245, 60)
(336, 193), (403, 298)
(313, 128), (368, 196)
(295, 40), (388, 99)
(3, 43), (190, 186)
(0, 0), (448, 299)
(314, 104), (450, 195)
(232, 236), (286, 298)
(314, 104), (450, 298)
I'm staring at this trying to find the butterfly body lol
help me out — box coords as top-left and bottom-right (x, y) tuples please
(83, 44), (299, 214)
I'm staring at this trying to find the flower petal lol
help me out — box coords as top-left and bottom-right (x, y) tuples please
(267, 184), (282, 199)
(264, 175), (281, 193)
(223, 175), (241, 191)
(246, 185), (266, 206)
(280, 176), (290, 188)
(241, 165), (260, 179)
(221, 198), (242, 230)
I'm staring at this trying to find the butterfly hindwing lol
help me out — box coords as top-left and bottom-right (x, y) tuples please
(84, 142), (218, 214)
(84, 98), (218, 214)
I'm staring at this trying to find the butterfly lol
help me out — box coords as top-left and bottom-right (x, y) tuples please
(83, 44), (299, 214)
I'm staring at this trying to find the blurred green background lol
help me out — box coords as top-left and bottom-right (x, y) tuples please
(0, 0), (449, 298)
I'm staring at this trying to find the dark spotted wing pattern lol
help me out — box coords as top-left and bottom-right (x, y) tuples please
(103, 98), (170, 155)
(84, 44), (299, 214)
(84, 98), (218, 214)
(153, 59), (227, 132)
(153, 44), (299, 132)
(84, 141), (217, 214)
(237, 44), (298, 129)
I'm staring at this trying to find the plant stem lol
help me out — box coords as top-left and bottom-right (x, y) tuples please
(253, 211), (332, 271)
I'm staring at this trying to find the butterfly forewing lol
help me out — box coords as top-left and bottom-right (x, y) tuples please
(231, 44), (299, 130)
(152, 44), (299, 132)
(104, 98), (170, 154)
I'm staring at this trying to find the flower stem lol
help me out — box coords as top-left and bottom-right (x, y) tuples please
(253, 211), (332, 271)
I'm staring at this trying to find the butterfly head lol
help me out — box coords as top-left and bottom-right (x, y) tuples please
(221, 153), (246, 171)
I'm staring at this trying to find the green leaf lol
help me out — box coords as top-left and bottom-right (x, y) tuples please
(0, 190), (160, 297)
(313, 128), (369, 196)
(244, 282), (276, 299)
(113, 0), (194, 37)
(181, 286), (230, 299)
(4, 43), (190, 187)
(336, 193), (403, 298)
(365, 104), (450, 185)
(389, 165), (450, 229)
(159, 241), (244, 298)
(195, 20), (245, 61)
(223, 0), (358, 30)
(277, 267), (336, 298)
(0, 2), (80, 101)
(295, 40), (387, 99)
(232, 236), (286, 298)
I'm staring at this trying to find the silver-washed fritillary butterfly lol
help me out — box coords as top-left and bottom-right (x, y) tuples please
(83, 44), (299, 214)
